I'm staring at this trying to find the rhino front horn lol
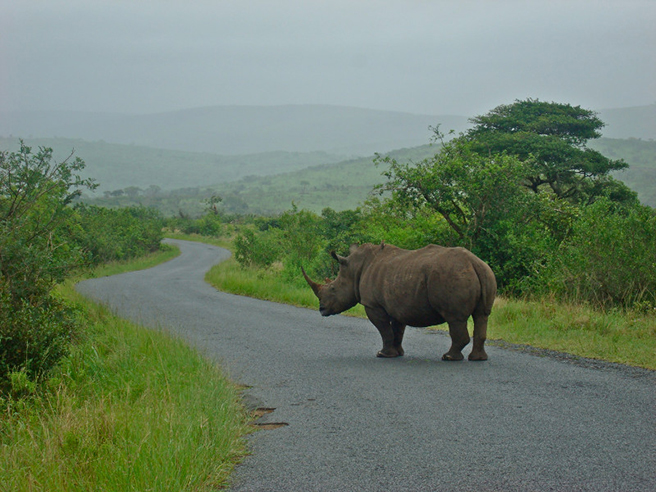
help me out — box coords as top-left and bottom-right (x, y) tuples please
(301, 267), (322, 297)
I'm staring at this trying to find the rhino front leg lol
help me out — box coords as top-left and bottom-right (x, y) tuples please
(365, 306), (403, 358)
(442, 320), (470, 361)
(391, 320), (406, 356)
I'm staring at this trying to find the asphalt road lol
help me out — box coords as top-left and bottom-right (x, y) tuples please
(76, 239), (656, 491)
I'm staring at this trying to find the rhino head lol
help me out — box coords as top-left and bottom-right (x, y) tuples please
(302, 249), (360, 317)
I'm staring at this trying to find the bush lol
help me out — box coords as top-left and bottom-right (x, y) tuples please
(535, 199), (656, 309)
(69, 204), (163, 265)
(234, 229), (280, 269)
(0, 282), (79, 392)
(1, 142), (93, 389)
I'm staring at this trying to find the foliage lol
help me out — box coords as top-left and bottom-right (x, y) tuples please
(534, 199), (656, 309)
(1, 277), (249, 491)
(376, 135), (531, 248)
(0, 142), (164, 389)
(69, 204), (164, 265)
(234, 228), (281, 270)
(0, 142), (95, 387)
(464, 99), (636, 205)
(0, 289), (80, 393)
(0, 142), (96, 301)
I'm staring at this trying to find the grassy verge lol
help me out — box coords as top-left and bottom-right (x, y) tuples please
(206, 257), (656, 370)
(0, 247), (251, 491)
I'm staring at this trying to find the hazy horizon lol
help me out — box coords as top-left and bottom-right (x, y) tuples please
(2, 1), (654, 118)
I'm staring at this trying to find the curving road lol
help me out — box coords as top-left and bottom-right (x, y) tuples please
(76, 239), (656, 491)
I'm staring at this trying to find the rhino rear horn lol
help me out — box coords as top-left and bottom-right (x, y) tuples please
(301, 267), (322, 297)
(330, 251), (348, 266)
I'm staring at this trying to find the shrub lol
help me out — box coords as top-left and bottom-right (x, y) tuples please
(69, 204), (163, 265)
(0, 279), (79, 392)
(535, 199), (656, 309)
(234, 229), (280, 269)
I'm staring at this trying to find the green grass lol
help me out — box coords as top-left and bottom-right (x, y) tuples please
(206, 258), (656, 370)
(0, 247), (252, 491)
(205, 258), (366, 318)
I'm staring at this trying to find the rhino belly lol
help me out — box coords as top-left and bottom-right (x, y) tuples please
(388, 302), (446, 328)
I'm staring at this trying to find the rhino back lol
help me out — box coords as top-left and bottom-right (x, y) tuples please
(359, 245), (489, 326)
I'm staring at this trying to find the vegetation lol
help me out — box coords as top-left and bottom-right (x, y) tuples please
(1, 251), (250, 491)
(0, 142), (164, 389)
(1, 142), (250, 490)
(464, 99), (634, 204)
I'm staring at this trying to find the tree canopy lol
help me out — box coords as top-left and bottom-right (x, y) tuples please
(464, 99), (636, 204)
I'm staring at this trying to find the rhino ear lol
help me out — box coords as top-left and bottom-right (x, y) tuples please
(330, 250), (348, 266)
(380, 240), (385, 250)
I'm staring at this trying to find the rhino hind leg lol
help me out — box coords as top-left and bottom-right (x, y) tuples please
(468, 313), (488, 361)
(442, 320), (470, 361)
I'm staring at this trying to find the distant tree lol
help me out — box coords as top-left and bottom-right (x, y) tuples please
(124, 186), (142, 198)
(145, 185), (161, 197)
(464, 99), (636, 205)
(204, 194), (223, 215)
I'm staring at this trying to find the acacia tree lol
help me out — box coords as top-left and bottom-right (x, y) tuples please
(376, 133), (532, 249)
(464, 99), (636, 204)
(375, 128), (577, 291)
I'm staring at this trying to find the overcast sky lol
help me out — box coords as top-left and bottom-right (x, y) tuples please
(1, 0), (654, 117)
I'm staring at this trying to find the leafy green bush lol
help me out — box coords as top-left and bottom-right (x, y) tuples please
(68, 204), (163, 265)
(234, 229), (280, 269)
(0, 284), (79, 392)
(535, 199), (656, 309)
(1, 142), (92, 388)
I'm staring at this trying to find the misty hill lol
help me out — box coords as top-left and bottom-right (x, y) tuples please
(88, 136), (656, 216)
(0, 137), (346, 194)
(598, 104), (656, 140)
(0, 105), (469, 156)
(206, 137), (656, 214)
(1, 104), (653, 157)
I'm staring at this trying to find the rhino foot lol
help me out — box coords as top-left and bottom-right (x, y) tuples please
(441, 352), (465, 361)
(468, 351), (488, 361)
(377, 349), (403, 358)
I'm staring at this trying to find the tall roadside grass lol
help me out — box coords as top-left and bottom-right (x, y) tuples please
(206, 257), (656, 370)
(205, 257), (366, 317)
(0, 246), (251, 491)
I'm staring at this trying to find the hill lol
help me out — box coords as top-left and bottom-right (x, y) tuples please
(598, 104), (656, 140)
(0, 137), (346, 194)
(88, 136), (656, 215)
(589, 137), (656, 206)
(0, 105), (469, 156)
(207, 137), (656, 213)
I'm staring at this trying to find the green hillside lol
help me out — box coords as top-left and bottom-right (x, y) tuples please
(0, 137), (346, 194)
(589, 138), (656, 207)
(208, 137), (656, 213)
(56, 136), (656, 215)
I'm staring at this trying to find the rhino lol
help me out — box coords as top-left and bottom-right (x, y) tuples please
(302, 242), (497, 361)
